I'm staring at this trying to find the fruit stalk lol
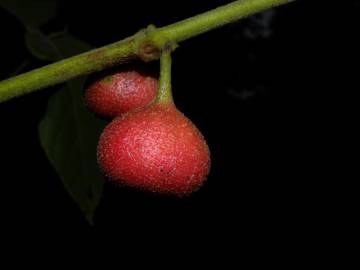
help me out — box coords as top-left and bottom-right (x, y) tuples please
(0, 0), (295, 103)
(156, 46), (173, 104)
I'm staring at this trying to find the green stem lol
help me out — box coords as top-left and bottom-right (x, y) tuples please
(156, 46), (173, 105)
(0, 0), (294, 103)
(0, 37), (137, 102)
(157, 0), (294, 44)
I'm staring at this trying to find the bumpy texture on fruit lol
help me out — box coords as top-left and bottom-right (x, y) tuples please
(85, 71), (158, 118)
(97, 103), (210, 197)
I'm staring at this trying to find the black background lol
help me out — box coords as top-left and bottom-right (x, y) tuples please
(0, 0), (357, 239)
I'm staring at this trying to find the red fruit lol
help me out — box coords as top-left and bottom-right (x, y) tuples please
(97, 103), (210, 197)
(85, 71), (158, 118)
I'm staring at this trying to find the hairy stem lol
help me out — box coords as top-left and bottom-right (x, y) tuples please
(0, 0), (294, 103)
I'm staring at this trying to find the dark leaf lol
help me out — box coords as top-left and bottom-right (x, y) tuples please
(49, 32), (92, 58)
(7, 58), (31, 77)
(25, 27), (60, 61)
(0, 0), (57, 27)
(38, 33), (106, 224)
(25, 29), (93, 61)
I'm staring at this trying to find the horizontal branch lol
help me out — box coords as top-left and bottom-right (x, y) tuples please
(0, 0), (294, 103)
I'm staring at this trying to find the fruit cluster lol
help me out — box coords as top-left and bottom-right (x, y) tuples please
(85, 61), (210, 197)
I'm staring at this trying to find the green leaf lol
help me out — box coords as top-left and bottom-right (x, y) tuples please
(7, 58), (31, 77)
(49, 32), (93, 58)
(25, 27), (60, 61)
(25, 29), (92, 61)
(0, 0), (57, 27)
(38, 34), (106, 224)
(1, 0), (105, 223)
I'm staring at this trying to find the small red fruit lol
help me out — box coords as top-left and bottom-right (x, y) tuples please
(85, 71), (158, 118)
(97, 103), (210, 197)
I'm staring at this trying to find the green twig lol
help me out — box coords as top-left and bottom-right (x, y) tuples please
(0, 0), (294, 103)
